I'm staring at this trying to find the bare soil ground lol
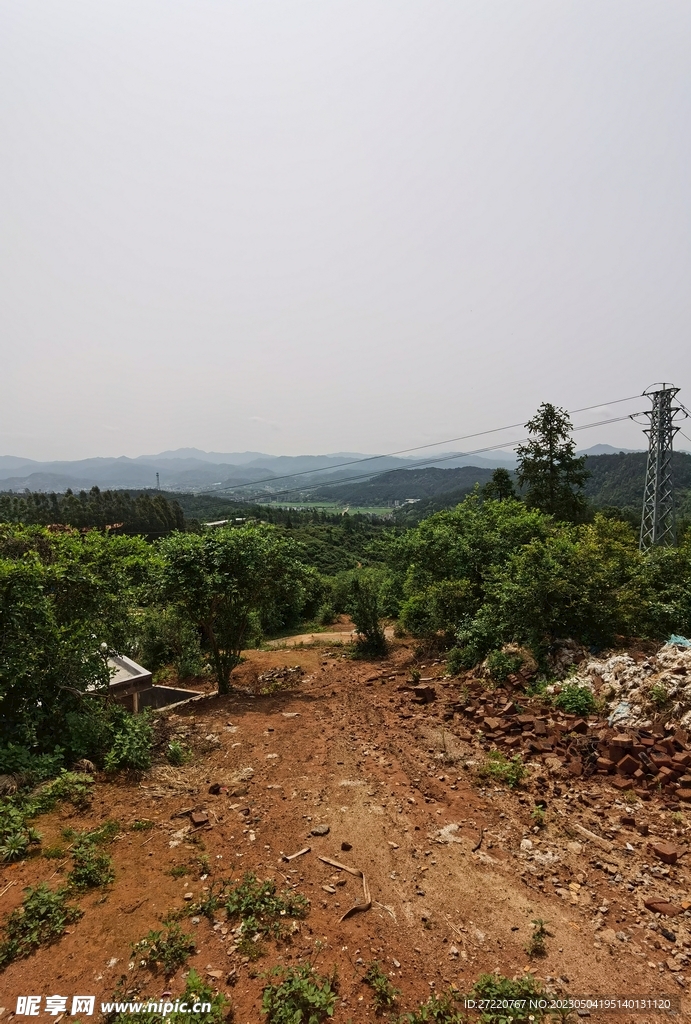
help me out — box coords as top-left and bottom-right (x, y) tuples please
(2, 635), (690, 1022)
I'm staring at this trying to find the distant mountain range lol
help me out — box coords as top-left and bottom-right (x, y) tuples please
(0, 446), (518, 494)
(0, 442), (651, 497)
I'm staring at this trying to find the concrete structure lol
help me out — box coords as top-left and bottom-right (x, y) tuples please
(108, 654), (153, 712)
(108, 654), (200, 713)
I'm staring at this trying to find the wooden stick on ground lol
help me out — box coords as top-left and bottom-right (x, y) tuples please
(318, 856), (372, 922)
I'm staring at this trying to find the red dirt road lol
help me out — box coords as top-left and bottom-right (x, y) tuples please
(1, 640), (687, 1022)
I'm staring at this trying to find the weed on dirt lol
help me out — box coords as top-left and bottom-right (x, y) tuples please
(261, 963), (338, 1024)
(363, 960), (400, 1014)
(0, 883), (83, 970)
(477, 751), (526, 788)
(131, 923), (196, 976)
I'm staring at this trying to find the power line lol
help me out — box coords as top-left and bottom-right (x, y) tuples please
(235, 411), (641, 503)
(207, 393), (644, 496)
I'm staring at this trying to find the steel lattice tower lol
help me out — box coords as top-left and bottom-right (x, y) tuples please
(639, 384), (682, 551)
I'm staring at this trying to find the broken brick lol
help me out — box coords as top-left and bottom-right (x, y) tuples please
(616, 754), (640, 775)
(644, 899), (682, 916)
(610, 776), (634, 791)
(652, 842), (681, 865)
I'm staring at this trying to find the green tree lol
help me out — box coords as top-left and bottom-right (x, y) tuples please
(0, 525), (152, 761)
(483, 467), (516, 501)
(390, 495), (549, 640)
(158, 524), (307, 693)
(516, 403), (589, 522)
(347, 568), (388, 656)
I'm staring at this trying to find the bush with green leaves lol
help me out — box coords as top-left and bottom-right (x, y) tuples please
(0, 771), (94, 863)
(347, 568), (388, 656)
(225, 872), (309, 938)
(469, 973), (553, 1023)
(261, 964), (337, 1024)
(0, 883), (83, 970)
(525, 919), (548, 958)
(553, 684), (596, 716)
(134, 605), (204, 680)
(158, 523), (309, 694)
(132, 924), (196, 975)
(363, 961), (400, 1014)
(105, 969), (228, 1024)
(485, 650), (523, 683)
(445, 647), (468, 676)
(0, 803), (41, 862)
(68, 835), (115, 890)
(478, 751), (526, 789)
(0, 525), (152, 762)
(104, 710), (154, 772)
(166, 741), (190, 766)
(397, 989), (463, 1023)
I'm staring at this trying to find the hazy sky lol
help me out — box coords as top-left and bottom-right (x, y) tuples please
(2, 1), (690, 461)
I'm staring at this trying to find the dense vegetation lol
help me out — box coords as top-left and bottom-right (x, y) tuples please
(2, 403), (691, 778)
(0, 487), (185, 537)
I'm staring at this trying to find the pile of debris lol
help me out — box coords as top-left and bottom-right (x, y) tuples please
(256, 665), (304, 692)
(558, 642), (691, 730)
(452, 688), (691, 808)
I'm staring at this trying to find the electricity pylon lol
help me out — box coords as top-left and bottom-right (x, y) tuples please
(639, 384), (683, 551)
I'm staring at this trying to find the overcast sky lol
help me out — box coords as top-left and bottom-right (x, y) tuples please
(1, 1), (690, 461)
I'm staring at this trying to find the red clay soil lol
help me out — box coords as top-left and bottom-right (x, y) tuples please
(1, 639), (689, 1023)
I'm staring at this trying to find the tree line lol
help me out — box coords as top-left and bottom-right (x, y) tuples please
(2, 402), (690, 776)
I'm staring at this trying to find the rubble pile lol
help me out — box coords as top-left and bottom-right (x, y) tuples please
(256, 665), (305, 691)
(563, 643), (691, 729)
(450, 665), (691, 809)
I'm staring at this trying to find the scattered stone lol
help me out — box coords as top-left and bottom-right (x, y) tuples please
(644, 899), (682, 916)
(652, 842), (681, 865)
(341, 841), (352, 851)
(311, 824), (330, 837)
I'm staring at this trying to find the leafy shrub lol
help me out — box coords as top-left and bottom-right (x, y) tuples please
(649, 683), (670, 708)
(445, 647), (467, 676)
(0, 883), (82, 970)
(0, 803), (41, 862)
(135, 606), (204, 679)
(478, 751), (526, 789)
(0, 744), (65, 782)
(317, 603), (337, 626)
(104, 712), (154, 772)
(68, 836), (115, 890)
(0, 771), (94, 863)
(525, 918), (548, 958)
(485, 650), (523, 682)
(347, 569), (388, 657)
(225, 872), (309, 938)
(553, 684), (595, 716)
(469, 973), (551, 1023)
(106, 969), (227, 1024)
(132, 924), (196, 975)
(398, 989), (463, 1023)
(363, 961), (400, 1014)
(166, 741), (190, 766)
(261, 964), (337, 1024)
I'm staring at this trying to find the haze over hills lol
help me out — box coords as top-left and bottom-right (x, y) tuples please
(0, 447), (519, 493)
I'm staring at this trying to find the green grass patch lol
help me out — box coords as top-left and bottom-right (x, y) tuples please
(131, 923), (196, 976)
(261, 963), (338, 1024)
(363, 960), (400, 1014)
(478, 751), (526, 789)
(553, 684), (595, 716)
(0, 883), (83, 970)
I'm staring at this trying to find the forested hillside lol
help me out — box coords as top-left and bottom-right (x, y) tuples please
(308, 465), (494, 504)
(0, 487), (185, 537)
